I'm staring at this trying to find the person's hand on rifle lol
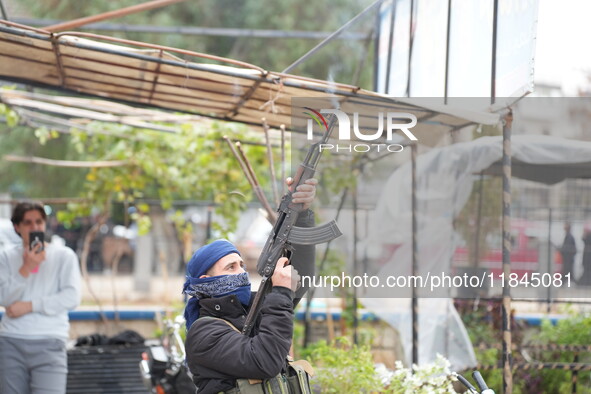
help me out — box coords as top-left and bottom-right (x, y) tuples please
(272, 257), (301, 292)
(286, 177), (317, 210)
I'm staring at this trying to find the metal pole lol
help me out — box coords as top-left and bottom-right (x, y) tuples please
(280, 124), (286, 196)
(363, 208), (370, 275)
(406, 0), (415, 97)
(205, 205), (213, 242)
(0, 0), (8, 20)
(11, 18), (369, 40)
(444, 0), (452, 103)
(572, 353), (579, 393)
(547, 208), (553, 314)
(474, 172), (484, 268)
(384, 0), (397, 94)
(262, 119), (279, 206)
(372, 2), (381, 91)
(352, 176), (359, 345)
(282, 0), (384, 74)
(491, 0), (499, 104)
(44, 0), (189, 32)
(411, 142), (419, 366)
(502, 110), (514, 393)
(302, 187), (350, 347)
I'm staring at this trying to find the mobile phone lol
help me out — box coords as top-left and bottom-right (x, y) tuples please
(29, 231), (44, 253)
(29, 231), (44, 273)
(29, 231), (44, 251)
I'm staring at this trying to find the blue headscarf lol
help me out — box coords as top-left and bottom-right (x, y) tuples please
(182, 239), (251, 329)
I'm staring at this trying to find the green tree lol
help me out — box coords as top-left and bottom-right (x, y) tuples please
(62, 120), (271, 236)
(0, 101), (271, 236)
(0, 105), (86, 198)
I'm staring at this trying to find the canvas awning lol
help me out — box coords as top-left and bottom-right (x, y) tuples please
(0, 20), (499, 145)
(481, 135), (591, 184)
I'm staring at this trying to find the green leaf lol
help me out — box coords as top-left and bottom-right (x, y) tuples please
(6, 110), (19, 128)
(34, 126), (50, 145)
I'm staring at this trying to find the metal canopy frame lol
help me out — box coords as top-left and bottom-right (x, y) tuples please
(0, 20), (498, 139)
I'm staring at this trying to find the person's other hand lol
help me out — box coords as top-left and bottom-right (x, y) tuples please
(272, 257), (300, 292)
(287, 177), (317, 210)
(6, 301), (32, 318)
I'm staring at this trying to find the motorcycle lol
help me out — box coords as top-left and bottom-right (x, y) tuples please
(140, 315), (195, 394)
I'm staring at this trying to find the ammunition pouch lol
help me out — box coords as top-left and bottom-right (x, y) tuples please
(285, 360), (313, 394)
(223, 360), (313, 394)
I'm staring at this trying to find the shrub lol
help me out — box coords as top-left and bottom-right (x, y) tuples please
(306, 337), (383, 393)
(305, 337), (458, 393)
(385, 354), (458, 394)
(534, 311), (591, 393)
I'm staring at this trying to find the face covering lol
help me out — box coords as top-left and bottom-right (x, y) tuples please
(182, 239), (249, 329)
(183, 272), (251, 329)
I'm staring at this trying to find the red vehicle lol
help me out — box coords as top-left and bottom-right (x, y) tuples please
(452, 219), (562, 278)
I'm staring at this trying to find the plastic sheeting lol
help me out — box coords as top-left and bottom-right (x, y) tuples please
(361, 135), (591, 371)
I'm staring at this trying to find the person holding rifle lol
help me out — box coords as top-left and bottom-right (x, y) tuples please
(183, 178), (317, 394)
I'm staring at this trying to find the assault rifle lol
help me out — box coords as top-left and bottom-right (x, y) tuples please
(242, 116), (342, 336)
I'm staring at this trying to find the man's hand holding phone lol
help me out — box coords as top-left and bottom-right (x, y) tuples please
(19, 231), (45, 277)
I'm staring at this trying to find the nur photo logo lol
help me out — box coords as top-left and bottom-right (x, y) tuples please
(304, 107), (418, 153)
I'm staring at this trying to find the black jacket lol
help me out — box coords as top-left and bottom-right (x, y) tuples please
(186, 287), (293, 393)
(185, 210), (315, 394)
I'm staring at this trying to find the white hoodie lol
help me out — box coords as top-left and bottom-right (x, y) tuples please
(0, 243), (81, 342)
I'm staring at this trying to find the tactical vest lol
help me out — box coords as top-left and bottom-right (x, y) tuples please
(201, 317), (314, 394)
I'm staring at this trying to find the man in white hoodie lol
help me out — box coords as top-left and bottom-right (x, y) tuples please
(0, 201), (81, 394)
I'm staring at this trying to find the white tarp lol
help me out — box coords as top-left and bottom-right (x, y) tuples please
(361, 134), (591, 371)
